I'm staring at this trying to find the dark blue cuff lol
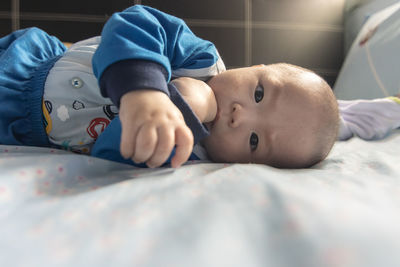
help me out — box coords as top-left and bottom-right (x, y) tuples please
(167, 83), (209, 145)
(99, 59), (169, 107)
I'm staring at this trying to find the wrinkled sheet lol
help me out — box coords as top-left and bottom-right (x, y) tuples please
(1, 131), (400, 267)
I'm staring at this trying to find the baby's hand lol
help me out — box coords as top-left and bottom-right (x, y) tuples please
(119, 90), (194, 168)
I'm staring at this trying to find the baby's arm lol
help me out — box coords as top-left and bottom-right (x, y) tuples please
(91, 5), (222, 167)
(170, 77), (217, 123)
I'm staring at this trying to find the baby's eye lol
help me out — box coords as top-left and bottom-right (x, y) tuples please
(254, 85), (264, 103)
(250, 132), (259, 151)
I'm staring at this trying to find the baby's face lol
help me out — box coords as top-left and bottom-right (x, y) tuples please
(203, 65), (324, 167)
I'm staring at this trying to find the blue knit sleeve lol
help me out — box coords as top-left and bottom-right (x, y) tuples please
(92, 5), (219, 104)
(90, 117), (148, 168)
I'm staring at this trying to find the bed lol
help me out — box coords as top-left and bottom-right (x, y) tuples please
(2, 1), (400, 267)
(1, 131), (400, 267)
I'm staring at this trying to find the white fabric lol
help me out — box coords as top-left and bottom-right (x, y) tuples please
(43, 37), (115, 153)
(339, 97), (400, 140)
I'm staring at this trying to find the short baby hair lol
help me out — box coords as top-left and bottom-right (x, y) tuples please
(308, 80), (340, 166)
(270, 63), (340, 168)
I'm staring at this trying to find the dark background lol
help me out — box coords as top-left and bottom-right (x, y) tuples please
(0, 0), (345, 85)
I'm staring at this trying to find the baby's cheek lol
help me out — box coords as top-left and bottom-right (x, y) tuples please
(203, 135), (226, 161)
(204, 133), (242, 163)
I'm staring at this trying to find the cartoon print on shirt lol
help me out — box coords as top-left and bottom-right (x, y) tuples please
(72, 100), (85, 110)
(42, 100), (53, 134)
(57, 105), (70, 122)
(45, 100), (53, 114)
(103, 105), (119, 120)
(86, 118), (110, 139)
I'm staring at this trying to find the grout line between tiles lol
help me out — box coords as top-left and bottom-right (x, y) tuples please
(5, 12), (109, 23)
(244, 0), (252, 66)
(11, 0), (20, 31)
(186, 19), (342, 33)
(0, 11), (343, 33)
(252, 21), (343, 33)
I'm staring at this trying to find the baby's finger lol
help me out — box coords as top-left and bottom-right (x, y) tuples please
(133, 124), (157, 164)
(146, 127), (175, 168)
(170, 126), (194, 168)
(120, 119), (140, 159)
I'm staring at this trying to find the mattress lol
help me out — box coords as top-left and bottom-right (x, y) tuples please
(1, 130), (400, 267)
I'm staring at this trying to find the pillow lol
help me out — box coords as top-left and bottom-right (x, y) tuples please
(334, 2), (400, 100)
(344, 0), (399, 54)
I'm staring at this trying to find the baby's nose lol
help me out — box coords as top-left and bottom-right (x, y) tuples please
(229, 103), (243, 128)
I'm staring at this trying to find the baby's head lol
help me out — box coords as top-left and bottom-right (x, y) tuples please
(203, 63), (339, 168)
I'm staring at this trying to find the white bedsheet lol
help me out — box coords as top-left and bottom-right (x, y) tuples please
(1, 131), (400, 267)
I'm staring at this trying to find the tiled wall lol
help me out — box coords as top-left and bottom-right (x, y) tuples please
(0, 0), (345, 85)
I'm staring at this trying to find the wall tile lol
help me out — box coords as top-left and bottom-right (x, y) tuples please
(252, 28), (343, 68)
(20, 0), (133, 15)
(5, 0), (345, 85)
(0, 20), (11, 36)
(20, 20), (104, 42)
(323, 75), (338, 87)
(142, 0), (245, 20)
(0, 1), (11, 11)
(190, 26), (245, 68)
(252, 28), (343, 84)
(252, 0), (345, 25)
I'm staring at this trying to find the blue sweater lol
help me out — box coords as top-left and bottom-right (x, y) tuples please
(90, 5), (224, 167)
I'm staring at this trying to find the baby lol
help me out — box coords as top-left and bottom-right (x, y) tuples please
(93, 62), (339, 169)
(172, 64), (339, 168)
(2, 4), (388, 169)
